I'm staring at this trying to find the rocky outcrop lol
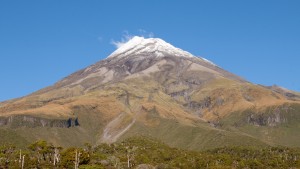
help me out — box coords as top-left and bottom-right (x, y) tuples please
(246, 106), (289, 127)
(267, 85), (300, 101)
(185, 97), (218, 116)
(0, 115), (79, 128)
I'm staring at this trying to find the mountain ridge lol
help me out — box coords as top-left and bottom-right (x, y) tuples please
(0, 36), (300, 150)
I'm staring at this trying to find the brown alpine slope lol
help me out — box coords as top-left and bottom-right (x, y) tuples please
(1, 36), (300, 150)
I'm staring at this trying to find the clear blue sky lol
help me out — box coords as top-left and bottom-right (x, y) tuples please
(0, 1), (299, 101)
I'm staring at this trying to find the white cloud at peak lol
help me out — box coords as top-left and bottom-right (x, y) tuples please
(138, 29), (154, 38)
(110, 30), (154, 49)
(111, 40), (126, 48)
(110, 31), (133, 49)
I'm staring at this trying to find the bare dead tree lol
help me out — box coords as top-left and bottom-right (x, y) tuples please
(127, 153), (130, 168)
(21, 155), (25, 169)
(53, 147), (60, 166)
(74, 150), (78, 169)
(126, 146), (138, 168)
(74, 149), (81, 169)
(19, 149), (22, 167)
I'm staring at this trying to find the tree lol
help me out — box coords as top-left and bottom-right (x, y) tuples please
(60, 147), (90, 169)
(0, 144), (17, 168)
(28, 140), (51, 163)
(126, 146), (138, 168)
(53, 147), (62, 166)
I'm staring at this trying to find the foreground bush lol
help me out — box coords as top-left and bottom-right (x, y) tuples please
(0, 137), (299, 168)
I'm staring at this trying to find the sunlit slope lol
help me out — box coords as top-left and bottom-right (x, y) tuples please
(0, 36), (300, 149)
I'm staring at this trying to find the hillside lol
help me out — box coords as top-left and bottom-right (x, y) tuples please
(0, 36), (300, 150)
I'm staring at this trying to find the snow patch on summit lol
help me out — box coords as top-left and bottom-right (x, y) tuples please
(107, 36), (218, 67)
(201, 57), (217, 66)
(108, 36), (195, 59)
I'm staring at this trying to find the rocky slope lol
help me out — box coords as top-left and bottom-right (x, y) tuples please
(0, 36), (300, 149)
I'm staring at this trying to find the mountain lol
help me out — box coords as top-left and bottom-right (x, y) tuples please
(1, 36), (300, 150)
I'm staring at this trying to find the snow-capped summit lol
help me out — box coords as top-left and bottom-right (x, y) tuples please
(107, 36), (217, 67)
(108, 36), (195, 59)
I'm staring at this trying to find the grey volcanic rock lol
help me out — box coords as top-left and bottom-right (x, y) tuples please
(0, 115), (79, 128)
(34, 36), (244, 96)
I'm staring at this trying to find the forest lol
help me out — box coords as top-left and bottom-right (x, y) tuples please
(0, 136), (300, 169)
